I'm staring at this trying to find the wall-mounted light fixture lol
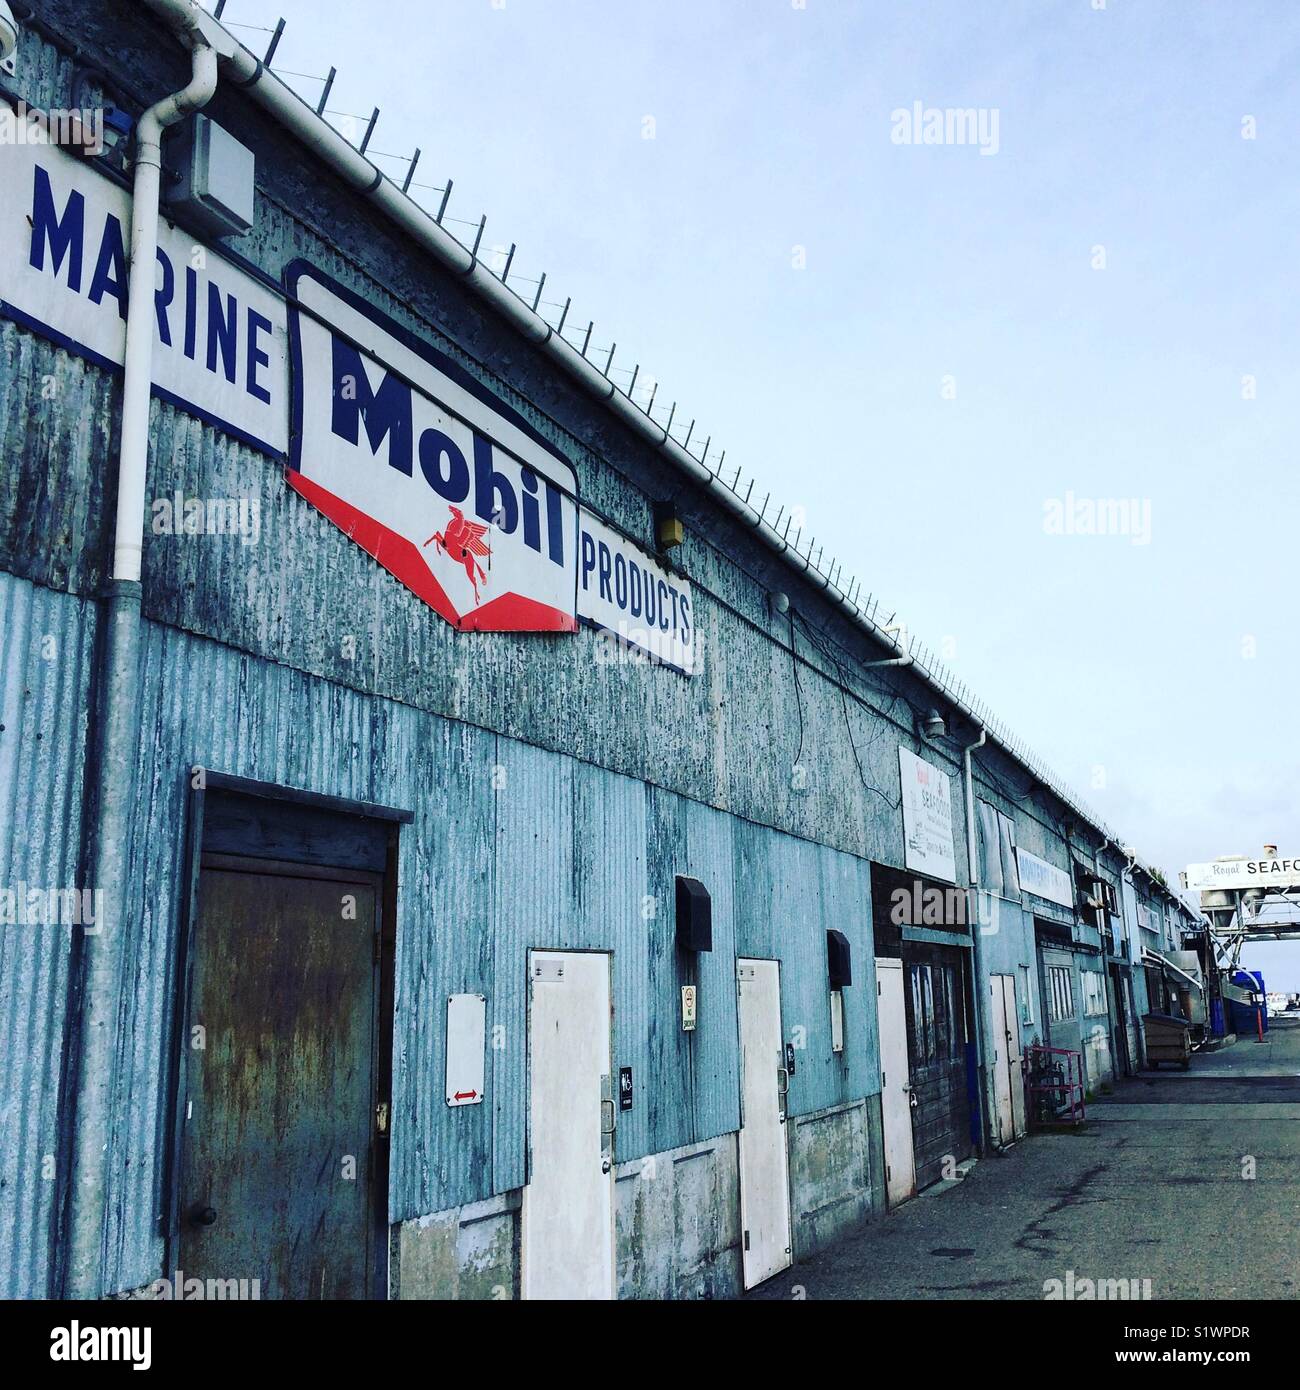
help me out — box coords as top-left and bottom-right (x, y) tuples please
(675, 875), (712, 952)
(919, 708), (947, 741)
(0, 0), (20, 75)
(771, 591), (790, 615)
(827, 930), (851, 1055)
(654, 501), (684, 550)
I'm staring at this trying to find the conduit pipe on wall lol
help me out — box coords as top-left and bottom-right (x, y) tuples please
(65, 0), (216, 1298)
(961, 726), (994, 1151)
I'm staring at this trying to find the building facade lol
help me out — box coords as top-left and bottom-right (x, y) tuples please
(0, 0), (1202, 1301)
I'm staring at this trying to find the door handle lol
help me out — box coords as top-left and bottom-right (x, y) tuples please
(600, 1098), (617, 1137)
(776, 1066), (789, 1122)
(189, 1204), (217, 1228)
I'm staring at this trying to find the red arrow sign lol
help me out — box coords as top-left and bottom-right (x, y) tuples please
(453, 1090), (478, 1102)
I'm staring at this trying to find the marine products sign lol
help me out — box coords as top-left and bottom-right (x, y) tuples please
(2, 141), (696, 654)
(1, 138), (288, 455)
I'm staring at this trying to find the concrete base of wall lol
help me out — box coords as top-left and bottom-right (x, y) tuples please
(391, 1138), (747, 1301)
(393, 1191), (519, 1300)
(788, 1096), (882, 1261)
(615, 1134), (743, 1299)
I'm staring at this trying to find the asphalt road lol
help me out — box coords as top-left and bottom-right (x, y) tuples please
(747, 1018), (1300, 1300)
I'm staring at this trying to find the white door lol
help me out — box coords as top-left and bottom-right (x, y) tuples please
(737, 959), (791, 1288)
(990, 975), (1024, 1144)
(876, 957), (916, 1206)
(522, 951), (615, 1300)
(1007, 978), (1026, 1139)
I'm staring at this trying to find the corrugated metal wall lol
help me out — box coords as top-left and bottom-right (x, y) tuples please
(0, 573), (97, 1297)
(0, 2), (1176, 1299)
(0, 585), (880, 1294)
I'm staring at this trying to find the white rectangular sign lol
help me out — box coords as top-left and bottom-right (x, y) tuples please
(0, 136), (288, 455)
(1183, 858), (1300, 892)
(577, 513), (695, 673)
(899, 748), (957, 883)
(1016, 849), (1074, 908)
(288, 262), (579, 632)
(445, 993), (486, 1107)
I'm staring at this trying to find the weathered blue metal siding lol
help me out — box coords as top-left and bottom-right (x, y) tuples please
(0, 580), (884, 1293)
(0, 573), (97, 1298)
(0, 0), (1196, 1300)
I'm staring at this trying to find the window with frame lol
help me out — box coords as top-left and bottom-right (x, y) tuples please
(1081, 969), (1107, 1017)
(1046, 964), (1074, 1023)
(908, 961), (964, 1065)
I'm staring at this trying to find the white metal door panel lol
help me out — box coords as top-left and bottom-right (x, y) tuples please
(990, 976), (1015, 1146)
(522, 951), (615, 1300)
(1005, 976), (1026, 1139)
(876, 957), (916, 1206)
(737, 959), (791, 1288)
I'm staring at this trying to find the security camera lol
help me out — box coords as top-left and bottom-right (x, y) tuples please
(0, 1), (18, 65)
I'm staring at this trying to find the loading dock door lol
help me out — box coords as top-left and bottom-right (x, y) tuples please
(990, 975), (1025, 1145)
(877, 957), (917, 1205)
(737, 958), (792, 1288)
(177, 859), (382, 1299)
(522, 951), (615, 1300)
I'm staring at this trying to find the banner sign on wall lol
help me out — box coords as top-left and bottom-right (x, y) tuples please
(899, 748), (957, 883)
(0, 139), (289, 455)
(577, 513), (694, 673)
(286, 262), (579, 632)
(1016, 849), (1074, 908)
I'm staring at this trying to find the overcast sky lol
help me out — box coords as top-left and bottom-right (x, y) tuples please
(220, 0), (1300, 982)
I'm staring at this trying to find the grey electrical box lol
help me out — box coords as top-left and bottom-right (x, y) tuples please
(166, 114), (255, 238)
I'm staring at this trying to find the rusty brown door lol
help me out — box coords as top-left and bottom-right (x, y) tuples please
(901, 945), (973, 1191)
(177, 856), (382, 1299)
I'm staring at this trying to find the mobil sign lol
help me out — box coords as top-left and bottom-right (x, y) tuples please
(287, 262), (578, 631)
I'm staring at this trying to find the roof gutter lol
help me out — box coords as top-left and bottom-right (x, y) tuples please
(138, 0), (1132, 858)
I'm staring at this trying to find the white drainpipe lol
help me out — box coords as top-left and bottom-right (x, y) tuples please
(65, 1), (216, 1297)
(115, 5), (217, 581)
(961, 726), (994, 1149)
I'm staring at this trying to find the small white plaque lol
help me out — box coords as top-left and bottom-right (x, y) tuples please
(446, 994), (486, 1107)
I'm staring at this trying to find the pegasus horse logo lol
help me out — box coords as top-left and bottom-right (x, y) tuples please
(425, 506), (491, 603)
